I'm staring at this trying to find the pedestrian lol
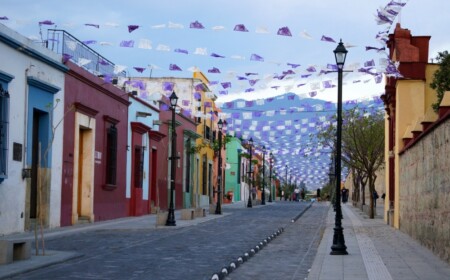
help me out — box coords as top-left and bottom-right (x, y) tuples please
(381, 192), (386, 201)
(317, 188), (321, 201)
(373, 190), (379, 207)
(251, 187), (257, 200)
(294, 188), (300, 201)
(341, 187), (348, 203)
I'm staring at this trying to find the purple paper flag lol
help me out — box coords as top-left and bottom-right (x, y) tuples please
(353, 80), (361, 83)
(250, 54), (264, 62)
(133, 67), (145, 73)
(120, 40), (135, 48)
(388, 1), (407, 7)
(219, 90), (228, 95)
(195, 84), (207, 91)
(208, 67), (221, 73)
(209, 81), (219, 85)
(245, 72), (258, 76)
(301, 74), (312, 78)
(287, 63), (301, 68)
(99, 59), (109, 66)
(245, 101), (254, 107)
(364, 59), (375, 67)
(245, 88), (255, 92)
(163, 82), (175, 92)
(169, 64), (182, 71)
(306, 66), (316, 72)
(249, 79), (259, 86)
(297, 83), (306, 87)
(234, 24), (248, 32)
(0, 16), (9, 20)
(82, 40), (97, 45)
(375, 74), (383, 84)
(211, 53), (225, 58)
(204, 101), (212, 108)
(182, 100), (190, 107)
(131, 80), (146, 90)
(282, 70), (295, 75)
(174, 48), (188, 54)
(161, 104), (170, 111)
(322, 80), (333, 88)
(62, 53), (72, 63)
(271, 86), (280, 90)
(194, 92), (202, 100)
(327, 64), (338, 71)
(237, 76), (248, 80)
(225, 102), (234, 109)
(39, 20), (55, 25)
(366, 46), (386, 52)
(85, 23), (99, 28)
(128, 25), (139, 33)
(221, 82), (231, 89)
(277, 26), (292, 36)
(309, 91), (317, 97)
(288, 95), (295, 100)
(321, 35), (336, 43)
(190, 20), (205, 29)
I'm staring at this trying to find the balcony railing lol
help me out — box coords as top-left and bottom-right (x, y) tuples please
(46, 29), (125, 78)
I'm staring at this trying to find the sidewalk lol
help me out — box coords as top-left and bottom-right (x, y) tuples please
(307, 203), (450, 280)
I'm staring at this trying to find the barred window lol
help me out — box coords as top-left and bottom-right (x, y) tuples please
(106, 124), (117, 185)
(0, 84), (10, 183)
(134, 145), (144, 188)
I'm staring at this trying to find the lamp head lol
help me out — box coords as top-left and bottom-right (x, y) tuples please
(334, 39), (348, 70)
(169, 91), (178, 108)
(218, 119), (223, 130)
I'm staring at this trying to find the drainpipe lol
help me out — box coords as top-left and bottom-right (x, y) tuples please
(22, 65), (34, 179)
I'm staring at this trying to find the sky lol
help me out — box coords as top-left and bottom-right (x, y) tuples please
(3, 0), (449, 104)
(2, 0), (450, 188)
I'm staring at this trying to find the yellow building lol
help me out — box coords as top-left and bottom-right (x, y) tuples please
(381, 24), (439, 228)
(192, 72), (218, 208)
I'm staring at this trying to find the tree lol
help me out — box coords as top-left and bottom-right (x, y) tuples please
(316, 107), (385, 218)
(430, 51), (450, 112)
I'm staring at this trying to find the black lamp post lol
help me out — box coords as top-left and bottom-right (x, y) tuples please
(285, 165), (288, 200)
(261, 146), (266, 205)
(215, 119), (224, 214)
(247, 138), (253, 208)
(330, 39), (348, 255)
(166, 91), (179, 226)
(268, 152), (273, 203)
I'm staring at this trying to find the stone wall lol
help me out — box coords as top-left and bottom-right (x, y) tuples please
(399, 119), (450, 264)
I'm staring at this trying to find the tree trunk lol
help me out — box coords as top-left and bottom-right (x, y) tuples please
(368, 174), (375, 219)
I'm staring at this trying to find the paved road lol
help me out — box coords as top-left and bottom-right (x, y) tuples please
(7, 202), (328, 280)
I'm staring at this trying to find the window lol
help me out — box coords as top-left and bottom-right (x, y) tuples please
(134, 145), (144, 188)
(105, 124), (117, 185)
(204, 125), (211, 140)
(184, 138), (191, 193)
(0, 84), (9, 183)
(202, 155), (207, 195)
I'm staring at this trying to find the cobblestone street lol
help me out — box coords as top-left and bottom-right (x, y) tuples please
(6, 202), (327, 280)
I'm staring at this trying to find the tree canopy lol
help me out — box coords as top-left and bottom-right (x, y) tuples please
(430, 51), (450, 112)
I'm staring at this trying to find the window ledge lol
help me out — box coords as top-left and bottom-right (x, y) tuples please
(102, 184), (117, 191)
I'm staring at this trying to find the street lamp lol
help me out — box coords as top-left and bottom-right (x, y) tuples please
(330, 39), (348, 255)
(166, 91), (179, 226)
(247, 138), (254, 208)
(285, 165), (288, 201)
(261, 146), (266, 205)
(268, 152), (273, 203)
(215, 119), (225, 214)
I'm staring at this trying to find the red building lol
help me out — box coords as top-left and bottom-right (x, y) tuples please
(60, 60), (129, 226)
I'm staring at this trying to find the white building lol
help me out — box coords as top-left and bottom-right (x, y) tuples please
(0, 24), (67, 235)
